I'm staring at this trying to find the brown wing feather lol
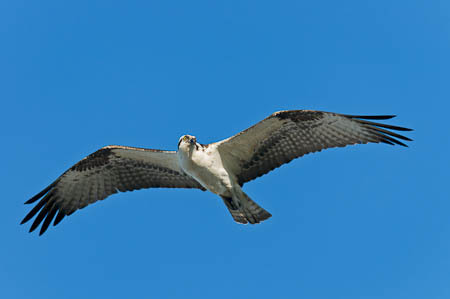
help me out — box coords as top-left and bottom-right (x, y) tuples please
(216, 110), (412, 185)
(22, 145), (205, 235)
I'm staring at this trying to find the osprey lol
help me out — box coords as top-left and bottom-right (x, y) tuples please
(22, 110), (412, 235)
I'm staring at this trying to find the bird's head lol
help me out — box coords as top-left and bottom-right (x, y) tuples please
(178, 135), (198, 149)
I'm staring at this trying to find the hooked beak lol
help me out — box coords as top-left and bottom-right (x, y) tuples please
(190, 139), (195, 145)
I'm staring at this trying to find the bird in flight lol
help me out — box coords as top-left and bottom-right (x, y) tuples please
(22, 110), (412, 235)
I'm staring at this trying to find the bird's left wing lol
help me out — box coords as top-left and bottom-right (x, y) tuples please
(22, 145), (205, 235)
(215, 110), (412, 186)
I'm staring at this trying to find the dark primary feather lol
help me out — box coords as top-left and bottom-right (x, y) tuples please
(345, 115), (412, 147)
(22, 146), (205, 235)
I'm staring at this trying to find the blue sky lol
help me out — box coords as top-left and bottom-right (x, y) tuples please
(1, 1), (449, 298)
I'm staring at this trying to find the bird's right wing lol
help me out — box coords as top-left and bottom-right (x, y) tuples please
(21, 145), (205, 235)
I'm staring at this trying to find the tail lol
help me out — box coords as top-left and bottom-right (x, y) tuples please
(221, 193), (272, 224)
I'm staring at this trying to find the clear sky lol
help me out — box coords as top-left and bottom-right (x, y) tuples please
(1, 1), (449, 298)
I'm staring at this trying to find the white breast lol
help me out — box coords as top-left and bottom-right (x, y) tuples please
(177, 143), (232, 195)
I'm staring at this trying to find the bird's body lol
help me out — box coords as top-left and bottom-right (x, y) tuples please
(22, 110), (413, 235)
(178, 138), (232, 196)
(177, 136), (271, 223)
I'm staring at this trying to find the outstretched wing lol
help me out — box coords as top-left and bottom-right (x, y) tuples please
(215, 110), (413, 186)
(22, 145), (205, 235)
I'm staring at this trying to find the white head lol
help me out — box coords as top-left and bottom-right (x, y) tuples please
(178, 135), (198, 150)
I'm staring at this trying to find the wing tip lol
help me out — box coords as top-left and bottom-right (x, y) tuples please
(25, 182), (55, 204)
(344, 114), (396, 120)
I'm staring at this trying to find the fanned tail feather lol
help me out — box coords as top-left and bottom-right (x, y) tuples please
(221, 193), (271, 225)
